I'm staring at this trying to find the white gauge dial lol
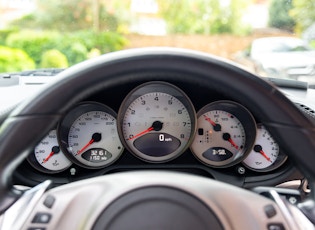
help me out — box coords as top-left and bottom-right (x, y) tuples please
(191, 101), (256, 167)
(32, 130), (71, 173)
(68, 111), (122, 168)
(59, 102), (124, 169)
(243, 125), (286, 172)
(119, 82), (196, 162)
(192, 111), (245, 166)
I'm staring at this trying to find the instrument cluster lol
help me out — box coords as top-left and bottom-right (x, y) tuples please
(27, 81), (287, 175)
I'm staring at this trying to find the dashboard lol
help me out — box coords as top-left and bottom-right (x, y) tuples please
(13, 76), (307, 189)
(2, 48), (315, 230)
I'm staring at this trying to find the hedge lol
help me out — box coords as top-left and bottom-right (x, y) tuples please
(5, 30), (128, 67)
(0, 46), (35, 72)
(6, 30), (60, 66)
(40, 49), (69, 68)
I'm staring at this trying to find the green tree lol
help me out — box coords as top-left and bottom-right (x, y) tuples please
(11, 0), (119, 32)
(269, 0), (295, 32)
(157, 0), (252, 35)
(0, 28), (19, 45)
(291, 0), (315, 34)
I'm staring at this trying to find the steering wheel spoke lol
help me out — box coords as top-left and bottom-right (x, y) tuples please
(0, 171), (298, 230)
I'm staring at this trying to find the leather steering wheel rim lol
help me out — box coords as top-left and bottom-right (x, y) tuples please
(0, 47), (315, 213)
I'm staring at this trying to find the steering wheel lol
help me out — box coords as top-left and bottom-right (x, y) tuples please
(1, 48), (315, 229)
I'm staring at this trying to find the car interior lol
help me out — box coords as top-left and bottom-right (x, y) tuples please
(1, 0), (315, 229)
(0, 47), (315, 229)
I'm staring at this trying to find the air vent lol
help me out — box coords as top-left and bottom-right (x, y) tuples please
(295, 103), (315, 123)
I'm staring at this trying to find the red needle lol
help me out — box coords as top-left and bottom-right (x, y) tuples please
(42, 151), (54, 164)
(204, 115), (216, 127)
(228, 138), (239, 150)
(76, 133), (102, 155)
(128, 127), (154, 140)
(223, 133), (239, 149)
(76, 138), (94, 155)
(127, 121), (163, 141)
(259, 150), (271, 162)
(42, 146), (60, 164)
(254, 145), (271, 162)
(204, 115), (221, 131)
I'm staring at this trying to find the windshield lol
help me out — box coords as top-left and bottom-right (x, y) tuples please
(0, 0), (315, 85)
(251, 37), (311, 54)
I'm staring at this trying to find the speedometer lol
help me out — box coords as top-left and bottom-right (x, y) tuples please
(59, 102), (123, 169)
(118, 82), (196, 162)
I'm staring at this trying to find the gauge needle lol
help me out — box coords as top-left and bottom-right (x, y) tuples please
(76, 133), (102, 155)
(254, 145), (271, 162)
(204, 115), (221, 131)
(222, 133), (239, 149)
(42, 146), (60, 163)
(128, 121), (163, 140)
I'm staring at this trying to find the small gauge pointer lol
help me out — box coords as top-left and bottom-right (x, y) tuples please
(76, 133), (102, 155)
(42, 146), (60, 164)
(204, 115), (221, 131)
(253, 145), (271, 162)
(127, 121), (163, 140)
(222, 133), (239, 149)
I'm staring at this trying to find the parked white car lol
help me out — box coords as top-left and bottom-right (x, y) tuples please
(250, 37), (315, 82)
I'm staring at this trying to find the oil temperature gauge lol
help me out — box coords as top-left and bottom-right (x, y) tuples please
(191, 101), (256, 167)
(243, 124), (287, 172)
(28, 130), (72, 173)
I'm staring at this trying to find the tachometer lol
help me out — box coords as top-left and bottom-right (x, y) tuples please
(59, 102), (123, 169)
(191, 101), (256, 167)
(118, 82), (196, 162)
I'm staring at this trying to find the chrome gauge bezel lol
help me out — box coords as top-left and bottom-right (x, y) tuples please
(117, 81), (197, 163)
(242, 124), (287, 172)
(58, 102), (124, 169)
(190, 100), (257, 168)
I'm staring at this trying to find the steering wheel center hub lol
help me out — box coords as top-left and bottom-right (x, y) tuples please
(93, 186), (223, 230)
